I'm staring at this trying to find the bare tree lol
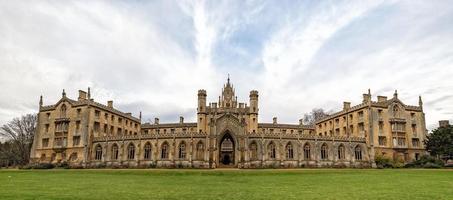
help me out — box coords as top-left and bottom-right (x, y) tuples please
(0, 114), (37, 166)
(303, 108), (330, 125)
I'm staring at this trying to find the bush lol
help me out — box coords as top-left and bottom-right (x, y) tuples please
(149, 163), (157, 168)
(423, 162), (442, 168)
(31, 163), (55, 169)
(375, 155), (393, 168)
(55, 161), (70, 169)
(404, 155), (444, 168)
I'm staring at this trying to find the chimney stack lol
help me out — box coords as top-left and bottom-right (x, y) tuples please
(362, 89), (371, 103)
(273, 117), (277, 124)
(107, 100), (113, 108)
(377, 96), (387, 102)
(343, 102), (351, 110)
(78, 90), (87, 100)
(180, 116), (184, 124)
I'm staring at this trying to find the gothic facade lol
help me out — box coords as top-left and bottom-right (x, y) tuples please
(30, 78), (427, 168)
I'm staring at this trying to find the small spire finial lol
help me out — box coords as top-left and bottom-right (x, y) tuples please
(368, 88), (371, 95)
(87, 87), (91, 99)
(419, 95), (423, 106)
(62, 89), (66, 97)
(394, 90), (398, 98)
(39, 95), (43, 107)
(227, 73), (230, 85)
(139, 111), (142, 120)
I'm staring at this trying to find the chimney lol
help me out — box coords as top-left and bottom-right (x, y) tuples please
(78, 90), (87, 101)
(377, 96), (387, 102)
(273, 117), (277, 124)
(154, 118), (159, 124)
(362, 89), (371, 103)
(180, 116), (184, 124)
(362, 94), (371, 103)
(107, 100), (113, 108)
(343, 102), (351, 110)
(439, 120), (450, 128)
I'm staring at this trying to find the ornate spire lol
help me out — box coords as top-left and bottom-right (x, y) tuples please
(419, 95), (423, 109)
(62, 89), (66, 97)
(393, 90), (398, 99)
(39, 95), (43, 107)
(227, 73), (230, 85)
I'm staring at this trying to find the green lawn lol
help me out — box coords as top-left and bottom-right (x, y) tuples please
(0, 169), (452, 200)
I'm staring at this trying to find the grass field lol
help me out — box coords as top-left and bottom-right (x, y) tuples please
(0, 169), (452, 200)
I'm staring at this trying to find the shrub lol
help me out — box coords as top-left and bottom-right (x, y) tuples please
(404, 155), (444, 168)
(33, 163), (55, 169)
(375, 155), (393, 168)
(55, 161), (70, 169)
(148, 162), (157, 168)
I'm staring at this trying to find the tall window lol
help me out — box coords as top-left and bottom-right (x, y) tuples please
(161, 142), (169, 159)
(250, 142), (258, 160)
(338, 145), (345, 160)
(355, 146), (362, 160)
(95, 145), (102, 160)
(42, 138), (49, 147)
(178, 142), (186, 159)
(304, 144), (311, 160)
(286, 143), (294, 159)
(196, 142), (204, 160)
(379, 136), (387, 146)
(268, 142), (276, 159)
(127, 143), (135, 160)
(60, 104), (67, 118)
(73, 136), (80, 146)
(111, 144), (119, 160)
(144, 143), (152, 160)
(321, 144), (328, 160)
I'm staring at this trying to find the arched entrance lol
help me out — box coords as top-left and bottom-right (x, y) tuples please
(219, 132), (235, 167)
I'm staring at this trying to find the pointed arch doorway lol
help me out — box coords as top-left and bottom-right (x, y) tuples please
(219, 132), (235, 167)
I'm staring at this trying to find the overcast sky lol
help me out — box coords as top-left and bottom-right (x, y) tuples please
(0, 0), (452, 130)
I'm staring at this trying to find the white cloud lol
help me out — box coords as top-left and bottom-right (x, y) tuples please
(0, 0), (452, 131)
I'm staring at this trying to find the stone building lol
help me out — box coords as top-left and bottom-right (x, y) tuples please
(30, 89), (141, 166)
(30, 78), (427, 168)
(315, 90), (427, 163)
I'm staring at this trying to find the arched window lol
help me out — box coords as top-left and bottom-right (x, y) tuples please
(250, 142), (258, 160)
(355, 146), (362, 160)
(161, 142), (169, 159)
(144, 143), (152, 160)
(286, 143), (294, 159)
(321, 143), (328, 160)
(95, 145), (102, 160)
(268, 142), (276, 159)
(304, 144), (311, 160)
(196, 141), (204, 160)
(338, 145), (345, 160)
(60, 104), (67, 118)
(111, 144), (119, 160)
(178, 142), (186, 159)
(127, 143), (135, 160)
